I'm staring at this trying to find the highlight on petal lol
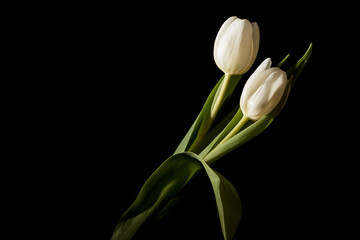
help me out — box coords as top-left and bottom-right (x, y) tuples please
(240, 61), (287, 120)
(214, 16), (260, 75)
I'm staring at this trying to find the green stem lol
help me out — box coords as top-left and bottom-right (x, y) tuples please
(211, 73), (231, 119)
(203, 115), (249, 164)
(188, 74), (232, 153)
(217, 115), (249, 146)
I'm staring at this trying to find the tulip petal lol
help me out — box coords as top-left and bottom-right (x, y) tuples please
(241, 22), (260, 73)
(251, 22), (260, 62)
(214, 16), (238, 71)
(214, 16), (238, 52)
(214, 17), (258, 75)
(215, 19), (247, 74)
(240, 58), (272, 114)
(230, 19), (253, 74)
(246, 69), (287, 120)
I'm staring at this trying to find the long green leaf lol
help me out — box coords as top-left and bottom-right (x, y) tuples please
(111, 152), (242, 240)
(270, 43), (313, 118)
(174, 76), (225, 154)
(174, 75), (242, 154)
(287, 43), (313, 86)
(203, 116), (273, 165)
(192, 106), (240, 155)
(200, 160), (242, 240)
(199, 108), (244, 159)
(111, 153), (202, 240)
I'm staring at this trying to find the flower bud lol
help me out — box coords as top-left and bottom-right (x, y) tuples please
(213, 16), (260, 75)
(240, 58), (287, 120)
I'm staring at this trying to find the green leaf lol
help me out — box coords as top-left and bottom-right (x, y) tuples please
(111, 153), (202, 240)
(277, 54), (290, 68)
(199, 108), (244, 159)
(174, 75), (242, 154)
(286, 43), (313, 86)
(174, 113), (202, 153)
(174, 76), (224, 154)
(200, 159), (242, 240)
(192, 106), (240, 155)
(271, 43), (313, 118)
(111, 152), (242, 240)
(203, 116), (273, 165)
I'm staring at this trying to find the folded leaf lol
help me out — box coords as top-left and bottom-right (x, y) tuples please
(200, 159), (242, 240)
(111, 153), (202, 240)
(111, 152), (242, 240)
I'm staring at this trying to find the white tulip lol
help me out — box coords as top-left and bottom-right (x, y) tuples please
(216, 58), (287, 146)
(214, 16), (260, 75)
(210, 17), (260, 121)
(240, 58), (287, 120)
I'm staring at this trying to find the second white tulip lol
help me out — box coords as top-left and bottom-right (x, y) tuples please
(240, 58), (287, 120)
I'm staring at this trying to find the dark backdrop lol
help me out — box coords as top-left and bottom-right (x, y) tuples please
(15, 1), (356, 239)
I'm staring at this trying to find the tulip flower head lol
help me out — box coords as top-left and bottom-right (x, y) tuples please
(214, 16), (260, 75)
(240, 58), (287, 120)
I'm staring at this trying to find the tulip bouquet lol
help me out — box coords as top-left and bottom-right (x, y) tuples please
(112, 16), (312, 240)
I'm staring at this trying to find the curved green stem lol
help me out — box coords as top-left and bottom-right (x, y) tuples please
(211, 73), (231, 119)
(188, 74), (232, 153)
(217, 115), (249, 146)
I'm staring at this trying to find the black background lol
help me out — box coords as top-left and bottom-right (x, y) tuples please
(10, 1), (357, 239)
